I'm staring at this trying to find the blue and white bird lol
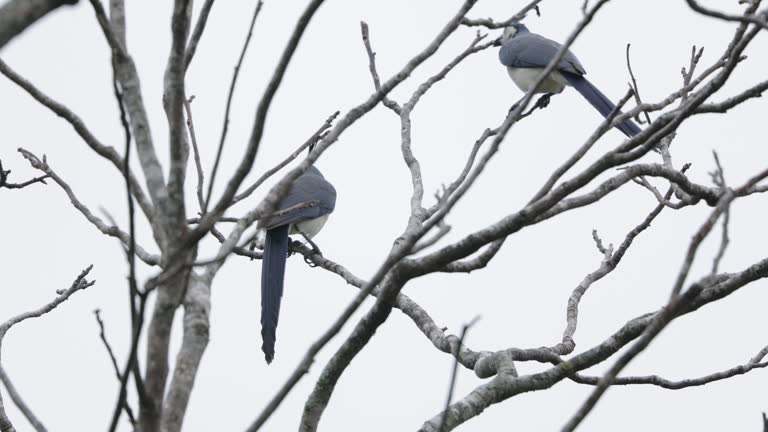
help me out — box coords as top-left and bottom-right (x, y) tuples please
(499, 23), (641, 137)
(258, 161), (336, 364)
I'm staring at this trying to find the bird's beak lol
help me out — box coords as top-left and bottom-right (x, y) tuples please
(493, 36), (503, 46)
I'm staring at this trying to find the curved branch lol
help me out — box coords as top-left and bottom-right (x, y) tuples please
(17, 148), (160, 266)
(460, 0), (543, 29)
(291, 243), (483, 371)
(0, 367), (46, 432)
(423, 250), (768, 431)
(0, 59), (155, 222)
(553, 182), (678, 355)
(572, 359), (768, 390)
(0, 159), (48, 190)
(0, 266), (95, 432)
(684, 0), (768, 31)
(0, 0), (78, 50)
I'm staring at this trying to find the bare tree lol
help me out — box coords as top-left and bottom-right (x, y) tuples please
(1, 0), (767, 431)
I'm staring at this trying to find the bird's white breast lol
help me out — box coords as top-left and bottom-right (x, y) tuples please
(291, 214), (329, 239)
(506, 67), (567, 94)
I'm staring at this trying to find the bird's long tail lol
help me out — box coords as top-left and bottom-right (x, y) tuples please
(260, 224), (290, 364)
(562, 72), (641, 138)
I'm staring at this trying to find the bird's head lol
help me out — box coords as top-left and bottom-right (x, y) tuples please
(501, 22), (529, 43)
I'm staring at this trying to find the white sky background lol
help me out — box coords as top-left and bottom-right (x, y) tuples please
(1, 0), (767, 430)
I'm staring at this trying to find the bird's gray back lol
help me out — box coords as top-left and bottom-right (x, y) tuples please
(499, 32), (586, 75)
(260, 166), (336, 230)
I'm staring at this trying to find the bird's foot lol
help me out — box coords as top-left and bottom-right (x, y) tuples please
(298, 230), (323, 268)
(303, 244), (324, 267)
(535, 93), (554, 109)
(303, 255), (319, 267)
(288, 240), (303, 257)
(303, 245), (323, 268)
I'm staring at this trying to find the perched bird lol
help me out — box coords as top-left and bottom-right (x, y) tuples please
(258, 161), (336, 364)
(499, 22), (641, 137)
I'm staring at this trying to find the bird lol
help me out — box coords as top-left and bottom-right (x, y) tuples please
(257, 158), (336, 364)
(498, 22), (641, 137)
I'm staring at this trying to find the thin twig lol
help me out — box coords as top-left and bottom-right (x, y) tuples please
(184, 95), (206, 210)
(573, 355), (768, 390)
(669, 190), (735, 299)
(460, 0), (543, 29)
(0, 58), (155, 220)
(411, 222), (452, 254)
(359, 22), (401, 112)
(108, 293), (147, 432)
(625, 43), (651, 124)
(0, 366), (47, 432)
(184, 0), (216, 71)
(710, 151), (730, 275)
(685, 0), (768, 30)
(94, 310), (136, 425)
(437, 317), (480, 432)
(0, 265), (95, 346)
(204, 0), (264, 212)
(109, 60), (145, 426)
(633, 175), (690, 209)
(0, 159), (48, 190)
(552, 175), (684, 356)
(561, 285), (704, 432)
(17, 148), (160, 265)
(231, 111), (339, 206)
(681, 45), (704, 103)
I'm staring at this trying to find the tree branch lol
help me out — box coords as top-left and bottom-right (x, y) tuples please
(460, 0), (543, 29)
(0, 59), (156, 222)
(421, 251), (768, 431)
(0, 266), (95, 432)
(164, 0), (193, 230)
(88, 0), (167, 215)
(161, 273), (211, 432)
(17, 148), (160, 266)
(184, 0), (216, 71)
(204, 0), (264, 212)
(0, 0), (78, 50)
(0, 159), (48, 190)
(0, 366), (47, 432)
(684, 0), (768, 31)
(93, 310), (136, 425)
(184, 96), (206, 211)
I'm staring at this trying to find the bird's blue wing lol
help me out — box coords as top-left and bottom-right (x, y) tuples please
(259, 166), (337, 230)
(499, 33), (586, 75)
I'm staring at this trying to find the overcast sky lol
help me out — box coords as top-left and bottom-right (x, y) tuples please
(1, 0), (767, 431)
